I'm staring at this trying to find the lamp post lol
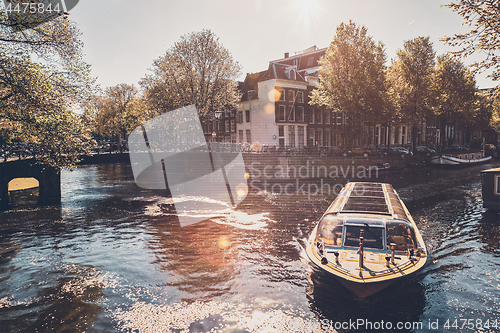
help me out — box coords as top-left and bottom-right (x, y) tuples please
(214, 110), (222, 142)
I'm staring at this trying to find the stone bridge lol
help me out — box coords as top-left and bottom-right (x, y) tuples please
(0, 158), (60, 210)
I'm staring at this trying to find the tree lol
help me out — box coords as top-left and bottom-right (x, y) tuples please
(94, 84), (137, 141)
(141, 29), (241, 120)
(122, 96), (154, 137)
(0, 10), (93, 106)
(491, 91), (500, 132)
(433, 54), (477, 146)
(93, 84), (155, 140)
(0, 57), (93, 167)
(441, 0), (500, 83)
(387, 37), (435, 150)
(310, 21), (387, 147)
(0, 11), (95, 168)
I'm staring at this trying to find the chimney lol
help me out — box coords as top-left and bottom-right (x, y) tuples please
(284, 52), (289, 58)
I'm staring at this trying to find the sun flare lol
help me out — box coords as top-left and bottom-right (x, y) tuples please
(292, 0), (323, 32)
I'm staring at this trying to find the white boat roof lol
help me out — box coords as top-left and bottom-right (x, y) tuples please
(481, 167), (500, 173)
(324, 182), (410, 222)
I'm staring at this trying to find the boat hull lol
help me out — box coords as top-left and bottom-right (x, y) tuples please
(307, 249), (397, 298)
(337, 276), (394, 299)
(430, 155), (492, 165)
(306, 232), (428, 298)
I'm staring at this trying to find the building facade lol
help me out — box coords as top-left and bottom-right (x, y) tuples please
(205, 46), (498, 150)
(235, 46), (402, 150)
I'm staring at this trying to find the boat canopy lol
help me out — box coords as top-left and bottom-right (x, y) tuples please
(315, 214), (417, 250)
(324, 182), (410, 221)
(315, 182), (418, 250)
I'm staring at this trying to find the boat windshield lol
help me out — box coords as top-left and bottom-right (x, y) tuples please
(344, 225), (384, 249)
(386, 221), (417, 250)
(315, 214), (343, 246)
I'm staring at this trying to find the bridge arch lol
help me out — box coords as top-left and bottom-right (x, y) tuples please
(0, 159), (61, 210)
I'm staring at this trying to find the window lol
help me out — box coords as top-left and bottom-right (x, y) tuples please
(344, 225), (384, 249)
(278, 125), (284, 148)
(315, 109), (322, 124)
(288, 90), (295, 102)
(225, 111), (230, 118)
(278, 89), (285, 101)
(386, 221), (417, 251)
(237, 111), (243, 123)
(325, 110), (330, 124)
(298, 126), (304, 148)
(315, 214), (343, 246)
(324, 128), (330, 147)
(316, 128), (323, 146)
(239, 130), (244, 143)
(289, 125), (295, 148)
(225, 120), (229, 133)
(297, 106), (304, 122)
(336, 113), (342, 125)
(231, 119), (235, 133)
(297, 91), (304, 103)
(310, 108), (315, 124)
(308, 128), (315, 146)
(288, 106), (295, 122)
(495, 175), (500, 195)
(246, 129), (251, 143)
(245, 110), (251, 123)
(306, 57), (314, 67)
(230, 110), (236, 117)
(278, 105), (286, 122)
(248, 90), (255, 100)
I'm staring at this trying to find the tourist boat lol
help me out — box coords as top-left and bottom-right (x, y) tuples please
(305, 182), (428, 298)
(481, 167), (500, 210)
(430, 150), (491, 166)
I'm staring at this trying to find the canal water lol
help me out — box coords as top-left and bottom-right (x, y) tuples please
(1, 158), (500, 332)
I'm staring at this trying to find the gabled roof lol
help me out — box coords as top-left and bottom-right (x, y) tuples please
(238, 46), (327, 102)
(238, 70), (266, 102)
(239, 71), (266, 93)
(270, 46), (327, 72)
(260, 63), (306, 83)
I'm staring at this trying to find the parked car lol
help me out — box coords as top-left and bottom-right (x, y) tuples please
(485, 144), (496, 151)
(344, 147), (371, 157)
(327, 146), (346, 156)
(381, 147), (412, 158)
(350, 147), (372, 157)
(370, 148), (388, 157)
(485, 144), (497, 157)
(416, 146), (436, 156)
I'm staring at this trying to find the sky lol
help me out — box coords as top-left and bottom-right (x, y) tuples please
(68, 0), (496, 90)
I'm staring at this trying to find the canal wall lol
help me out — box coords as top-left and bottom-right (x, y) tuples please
(77, 151), (429, 198)
(241, 153), (429, 197)
(77, 152), (130, 165)
(242, 153), (427, 178)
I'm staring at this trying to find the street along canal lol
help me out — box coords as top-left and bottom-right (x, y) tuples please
(1, 157), (500, 332)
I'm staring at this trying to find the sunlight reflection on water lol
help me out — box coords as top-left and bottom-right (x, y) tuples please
(1, 161), (500, 332)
